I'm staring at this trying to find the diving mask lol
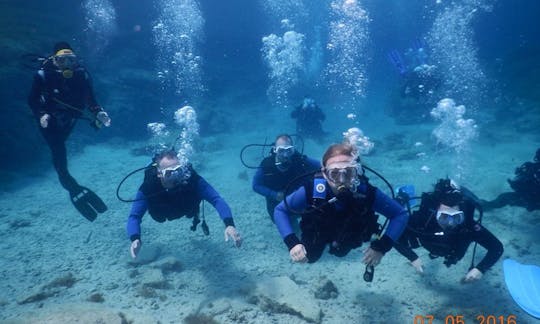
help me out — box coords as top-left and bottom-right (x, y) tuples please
(54, 53), (77, 68)
(274, 145), (295, 170)
(436, 205), (465, 229)
(324, 162), (359, 188)
(159, 164), (191, 188)
(302, 98), (315, 109)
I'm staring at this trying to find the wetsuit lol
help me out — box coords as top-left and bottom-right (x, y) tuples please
(126, 167), (234, 242)
(394, 193), (503, 273)
(28, 60), (103, 193)
(290, 105), (326, 140)
(274, 178), (408, 263)
(252, 153), (320, 218)
(483, 161), (540, 211)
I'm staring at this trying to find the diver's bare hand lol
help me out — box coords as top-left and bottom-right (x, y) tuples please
(224, 226), (242, 247)
(362, 247), (383, 267)
(410, 258), (424, 274)
(462, 267), (483, 283)
(130, 239), (141, 259)
(40, 114), (50, 128)
(96, 111), (111, 127)
(290, 244), (308, 263)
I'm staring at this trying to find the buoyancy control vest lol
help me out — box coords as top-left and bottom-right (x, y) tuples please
(38, 61), (92, 115)
(301, 175), (381, 246)
(139, 164), (201, 223)
(260, 152), (316, 191)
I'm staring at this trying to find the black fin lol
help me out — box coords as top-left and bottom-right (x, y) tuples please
(70, 186), (107, 222)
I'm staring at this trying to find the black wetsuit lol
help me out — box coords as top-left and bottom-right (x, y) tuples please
(394, 192), (503, 273)
(290, 105), (326, 140)
(28, 60), (102, 193)
(400, 68), (441, 101)
(299, 181), (381, 262)
(252, 153), (320, 218)
(482, 160), (540, 211)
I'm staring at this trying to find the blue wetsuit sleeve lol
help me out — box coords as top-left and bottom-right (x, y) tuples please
(197, 177), (234, 227)
(252, 167), (278, 199)
(372, 188), (409, 241)
(274, 186), (307, 249)
(127, 190), (148, 241)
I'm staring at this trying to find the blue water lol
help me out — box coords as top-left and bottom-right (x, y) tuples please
(1, 0), (539, 322)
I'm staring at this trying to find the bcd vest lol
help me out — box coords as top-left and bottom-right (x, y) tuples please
(260, 153), (315, 191)
(301, 176), (380, 246)
(139, 165), (201, 223)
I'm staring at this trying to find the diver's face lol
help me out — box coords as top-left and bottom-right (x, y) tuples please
(157, 156), (181, 189)
(436, 204), (465, 230)
(323, 154), (358, 193)
(274, 138), (295, 172)
(54, 54), (77, 70)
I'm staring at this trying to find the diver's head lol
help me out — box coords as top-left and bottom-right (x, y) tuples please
(302, 97), (316, 109)
(433, 178), (466, 230)
(435, 204), (465, 230)
(535, 148), (540, 162)
(273, 134), (296, 172)
(154, 150), (191, 189)
(434, 178), (463, 207)
(322, 143), (360, 194)
(52, 42), (77, 77)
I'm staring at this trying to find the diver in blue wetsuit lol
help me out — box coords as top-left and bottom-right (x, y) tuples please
(252, 134), (320, 219)
(127, 150), (242, 259)
(273, 143), (408, 272)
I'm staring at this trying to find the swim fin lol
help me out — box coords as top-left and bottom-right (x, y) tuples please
(503, 259), (540, 319)
(70, 186), (108, 222)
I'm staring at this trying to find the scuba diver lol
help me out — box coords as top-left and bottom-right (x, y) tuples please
(273, 143), (408, 279)
(251, 134), (320, 219)
(393, 179), (504, 283)
(387, 43), (441, 123)
(28, 42), (111, 221)
(400, 64), (441, 101)
(126, 149), (242, 259)
(481, 148), (540, 211)
(290, 97), (326, 142)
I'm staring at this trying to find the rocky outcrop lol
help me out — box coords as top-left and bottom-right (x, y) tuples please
(249, 276), (322, 324)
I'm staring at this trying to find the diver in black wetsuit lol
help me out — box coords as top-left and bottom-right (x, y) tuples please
(27, 42), (111, 221)
(290, 97), (326, 142)
(481, 149), (540, 212)
(252, 134), (320, 219)
(394, 179), (503, 283)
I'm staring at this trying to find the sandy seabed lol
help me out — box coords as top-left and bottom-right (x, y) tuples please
(0, 115), (538, 324)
